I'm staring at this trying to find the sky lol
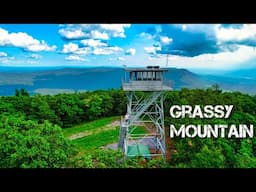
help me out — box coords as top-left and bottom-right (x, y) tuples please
(0, 24), (256, 74)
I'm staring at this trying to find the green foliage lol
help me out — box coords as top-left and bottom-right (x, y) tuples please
(109, 89), (127, 115)
(15, 88), (29, 97)
(0, 89), (125, 128)
(48, 94), (85, 127)
(146, 157), (169, 168)
(83, 92), (113, 120)
(69, 149), (169, 168)
(168, 88), (256, 168)
(92, 149), (126, 168)
(68, 153), (94, 168)
(211, 83), (222, 93)
(29, 95), (57, 123)
(1, 88), (256, 168)
(235, 139), (256, 168)
(190, 145), (225, 168)
(0, 115), (74, 168)
(0, 99), (15, 114)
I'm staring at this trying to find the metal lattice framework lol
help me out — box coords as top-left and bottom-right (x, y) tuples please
(118, 66), (172, 159)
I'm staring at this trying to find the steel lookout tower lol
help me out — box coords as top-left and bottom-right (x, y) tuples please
(118, 66), (172, 159)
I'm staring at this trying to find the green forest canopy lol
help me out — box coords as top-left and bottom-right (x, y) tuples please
(0, 87), (256, 168)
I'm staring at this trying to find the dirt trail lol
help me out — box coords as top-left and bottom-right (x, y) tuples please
(69, 120), (120, 140)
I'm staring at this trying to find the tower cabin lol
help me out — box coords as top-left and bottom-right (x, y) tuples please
(122, 66), (172, 91)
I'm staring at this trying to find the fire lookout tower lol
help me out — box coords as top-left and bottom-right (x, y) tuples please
(118, 66), (172, 159)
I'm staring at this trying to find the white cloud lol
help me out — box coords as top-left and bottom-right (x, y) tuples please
(139, 32), (153, 39)
(59, 28), (88, 39)
(125, 48), (136, 55)
(148, 56), (159, 61)
(180, 24), (216, 34)
(206, 45), (256, 65)
(148, 54), (162, 61)
(27, 60), (38, 64)
(160, 36), (173, 44)
(81, 39), (107, 47)
(74, 47), (91, 55)
(79, 24), (91, 29)
(61, 43), (91, 55)
(0, 51), (7, 57)
(145, 45), (256, 70)
(62, 43), (79, 53)
(144, 46), (161, 54)
(26, 41), (56, 52)
(59, 24), (131, 41)
(99, 24), (131, 38)
(182, 24), (187, 31)
(0, 56), (15, 63)
(65, 55), (88, 62)
(0, 28), (56, 52)
(144, 47), (155, 54)
(118, 57), (125, 61)
(29, 53), (42, 59)
(215, 24), (256, 42)
(100, 24), (130, 31)
(93, 46), (123, 55)
(108, 57), (126, 62)
(91, 30), (109, 40)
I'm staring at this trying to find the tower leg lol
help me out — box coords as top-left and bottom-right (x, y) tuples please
(120, 91), (166, 160)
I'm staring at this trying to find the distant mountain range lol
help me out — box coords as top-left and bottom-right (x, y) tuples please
(0, 67), (255, 96)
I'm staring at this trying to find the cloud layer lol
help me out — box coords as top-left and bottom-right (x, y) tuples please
(0, 28), (56, 52)
(59, 24), (131, 40)
(142, 24), (256, 57)
(1, 24), (256, 71)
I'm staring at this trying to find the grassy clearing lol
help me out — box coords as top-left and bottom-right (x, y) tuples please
(72, 125), (147, 151)
(72, 128), (119, 151)
(64, 117), (149, 152)
(63, 116), (119, 137)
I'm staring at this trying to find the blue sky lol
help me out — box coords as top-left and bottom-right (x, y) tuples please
(0, 24), (256, 73)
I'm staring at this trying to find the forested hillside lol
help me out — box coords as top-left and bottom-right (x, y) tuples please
(1, 87), (256, 168)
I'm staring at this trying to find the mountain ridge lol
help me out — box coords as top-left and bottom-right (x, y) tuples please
(0, 67), (255, 96)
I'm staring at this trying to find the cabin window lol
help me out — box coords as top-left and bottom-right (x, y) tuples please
(129, 70), (164, 81)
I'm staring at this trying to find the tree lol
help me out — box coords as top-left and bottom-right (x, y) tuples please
(84, 94), (104, 120)
(235, 139), (256, 168)
(15, 89), (20, 97)
(110, 90), (127, 115)
(211, 83), (222, 93)
(0, 99), (15, 114)
(20, 88), (29, 96)
(190, 145), (225, 168)
(0, 115), (74, 168)
(48, 94), (84, 127)
(15, 88), (29, 97)
(29, 95), (57, 123)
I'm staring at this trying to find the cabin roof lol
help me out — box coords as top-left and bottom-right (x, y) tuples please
(124, 66), (168, 72)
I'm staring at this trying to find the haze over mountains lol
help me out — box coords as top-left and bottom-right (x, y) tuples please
(0, 67), (255, 96)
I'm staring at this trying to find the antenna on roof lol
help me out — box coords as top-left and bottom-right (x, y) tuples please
(166, 54), (169, 67)
(123, 64), (127, 81)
